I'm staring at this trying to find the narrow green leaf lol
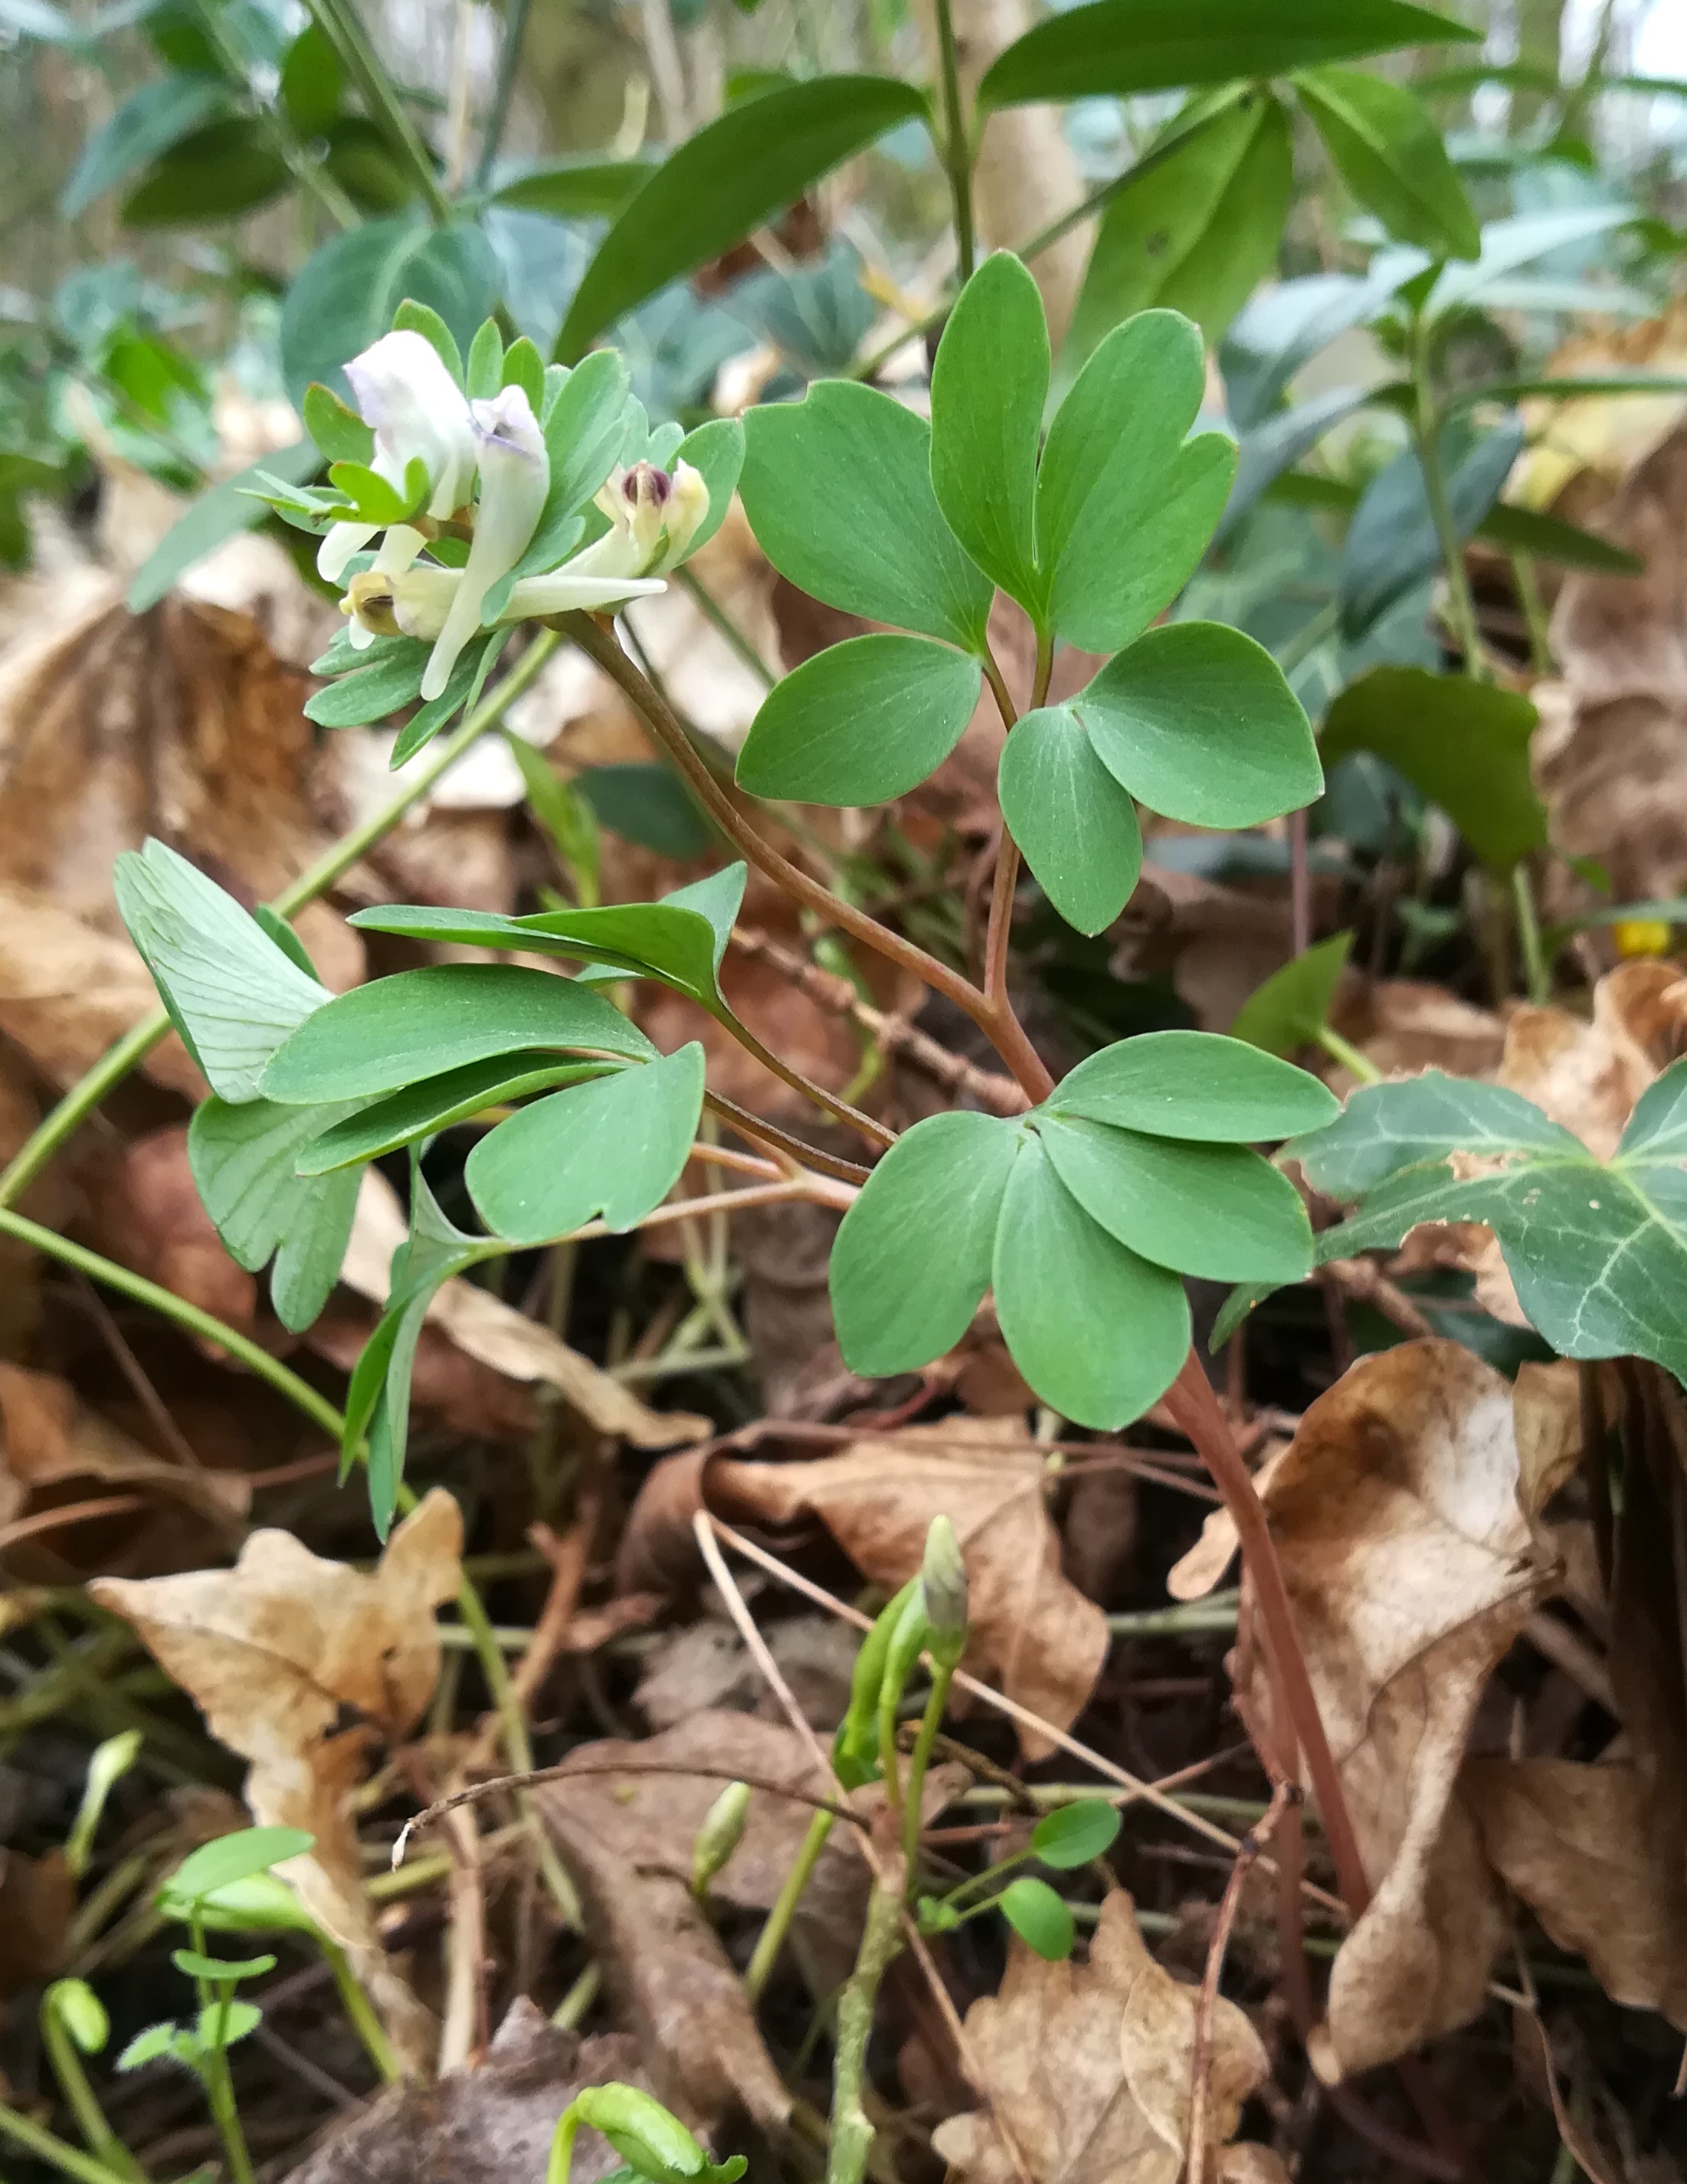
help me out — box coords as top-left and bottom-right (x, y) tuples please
(304, 642), (431, 729)
(1073, 622), (1321, 827)
(166, 1828), (316, 1904)
(978, 0), (1476, 108)
(1036, 1113), (1314, 1283)
(929, 252), (1048, 610)
(466, 1045), (706, 1244)
(997, 703), (1144, 935)
(188, 1096), (364, 1331)
(1065, 93), (1292, 368)
(121, 122), (289, 226)
(1322, 666), (1545, 873)
(1341, 419), (1522, 637)
(62, 74), (229, 218)
(171, 1949), (277, 1983)
(490, 158), (654, 219)
(298, 1058), (610, 1174)
(737, 636), (981, 806)
(303, 383), (373, 466)
(1296, 67), (1479, 260)
(740, 381), (993, 650)
(1230, 933), (1353, 1056)
(991, 1135), (1189, 1430)
(465, 317), (504, 400)
(1475, 502), (1643, 576)
(1428, 205), (1638, 319)
(1030, 1799), (1121, 1868)
(260, 964), (654, 1104)
(1049, 1030), (1339, 1141)
(114, 841), (329, 1103)
(667, 417), (745, 568)
(279, 20), (343, 137)
(830, 1112), (1021, 1377)
(556, 76), (928, 360)
(1037, 312), (1235, 654)
(998, 1876), (1075, 1960)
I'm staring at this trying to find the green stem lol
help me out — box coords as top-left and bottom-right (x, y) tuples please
(0, 634), (558, 1210)
(41, 2009), (146, 2183)
(189, 0), (359, 228)
(323, 1942), (401, 2083)
(931, 0), (975, 283)
(189, 1918), (256, 2184)
(744, 1808), (835, 2002)
(826, 1881), (904, 2184)
(472, 0), (532, 188)
(900, 1660), (955, 1881)
(0, 2104), (136, 2184)
(1512, 551), (1554, 674)
(1409, 315), (1486, 677)
(1512, 861), (1552, 1005)
(306, 0), (454, 224)
(1315, 1025), (1384, 1085)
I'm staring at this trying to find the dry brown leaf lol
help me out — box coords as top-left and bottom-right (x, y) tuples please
(0, 1845), (71, 1995)
(707, 1417), (1109, 1758)
(1247, 1341), (1551, 2081)
(1166, 1442), (1289, 1603)
(90, 1125), (259, 1332)
(1464, 1759), (1687, 2027)
(281, 1999), (650, 2184)
(932, 1889), (1286, 2184)
(1334, 980), (1507, 1085)
(0, 1360), (249, 1532)
(89, 1489), (463, 2071)
(337, 1173), (708, 1449)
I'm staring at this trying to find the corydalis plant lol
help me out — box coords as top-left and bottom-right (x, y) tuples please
(121, 257), (1336, 1537)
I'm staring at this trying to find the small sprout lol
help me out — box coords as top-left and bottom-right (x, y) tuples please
(549, 2084), (745, 2184)
(162, 1825), (315, 1910)
(65, 1729), (142, 1878)
(920, 1514), (968, 1668)
(690, 1780), (752, 1899)
(166, 1868), (321, 1938)
(116, 2022), (185, 2074)
(914, 1895), (961, 1935)
(195, 2000), (261, 2051)
(45, 1978), (109, 2055)
(834, 1576), (919, 1789)
(1030, 1799), (1121, 1869)
(1000, 1876), (1076, 1961)
(170, 1949), (278, 1984)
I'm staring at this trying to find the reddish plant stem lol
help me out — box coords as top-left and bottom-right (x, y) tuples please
(565, 614), (1052, 1102)
(1162, 1351), (1371, 1919)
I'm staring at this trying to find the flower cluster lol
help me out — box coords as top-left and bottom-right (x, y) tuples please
(286, 327), (712, 704)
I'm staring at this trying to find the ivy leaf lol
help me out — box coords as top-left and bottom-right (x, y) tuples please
(1230, 932), (1354, 1056)
(830, 1112), (1020, 1377)
(1295, 67), (1480, 261)
(296, 1057), (613, 1174)
(978, 0), (1476, 106)
(1322, 666), (1546, 873)
(1035, 1112), (1315, 1283)
(113, 840), (329, 1103)
(1036, 312), (1236, 654)
(1072, 622), (1321, 827)
(1049, 1029), (1339, 1140)
(991, 1135), (1190, 1430)
(260, 965), (654, 1105)
(1064, 93), (1292, 368)
(188, 1096), (364, 1331)
(740, 381), (993, 652)
(929, 252), (1049, 610)
(997, 703), (1144, 935)
(465, 1045), (706, 1245)
(736, 636), (981, 806)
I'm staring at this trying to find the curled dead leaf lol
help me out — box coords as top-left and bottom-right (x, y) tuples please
(0, 1359), (249, 1534)
(932, 1889), (1286, 2184)
(1246, 1341), (1553, 2080)
(90, 1488), (464, 2071)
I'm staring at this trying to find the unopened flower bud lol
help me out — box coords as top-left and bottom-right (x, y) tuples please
(45, 1979), (109, 2055)
(921, 1514), (968, 1668)
(690, 1780), (752, 1899)
(652, 459), (709, 572)
(421, 385), (549, 700)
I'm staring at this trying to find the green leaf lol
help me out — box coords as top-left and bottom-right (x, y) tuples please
(303, 383), (373, 466)
(1428, 205), (1639, 320)
(198, 2000), (260, 2050)
(669, 417), (745, 568)
(1474, 502), (1644, 577)
(830, 1112), (1020, 1377)
(279, 215), (502, 408)
(279, 20), (343, 138)
(929, 253), (1048, 610)
(556, 76), (928, 360)
(352, 891), (734, 1005)
(120, 121), (288, 226)
(991, 1135), (1189, 1429)
(737, 636), (981, 806)
(388, 629), (509, 767)
(1340, 420), (1522, 637)
(465, 317), (504, 400)
(1295, 67), (1479, 260)
(1035, 1112), (1313, 1282)
(580, 765), (713, 860)
(171, 1949), (276, 1983)
(490, 158), (654, 219)
(1073, 622), (1321, 827)
(188, 1096), (363, 1331)
(1322, 666), (1545, 873)
(466, 1045), (706, 1244)
(166, 1828), (316, 1905)
(116, 2023), (184, 2074)
(740, 381), (993, 651)
(1230, 932), (1353, 1056)
(1030, 1799), (1121, 1868)
(298, 1057), (608, 1173)
(62, 74), (228, 218)
(260, 965), (654, 1105)
(1294, 1067), (1687, 1383)
(1037, 313), (1235, 655)
(978, 0), (1476, 107)
(529, 349), (629, 557)
(304, 642), (431, 728)
(500, 336), (546, 414)
(998, 1875), (1076, 1960)
(128, 440), (319, 614)
(997, 704), (1144, 936)
(113, 841), (329, 1103)
(1049, 1030), (1339, 1140)
(1065, 93), (1292, 368)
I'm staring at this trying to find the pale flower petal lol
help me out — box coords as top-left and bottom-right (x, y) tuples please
(420, 386), (550, 701)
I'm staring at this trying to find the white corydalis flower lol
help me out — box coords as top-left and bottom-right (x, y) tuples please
(419, 385), (550, 701)
(317, 329), (477, 585)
